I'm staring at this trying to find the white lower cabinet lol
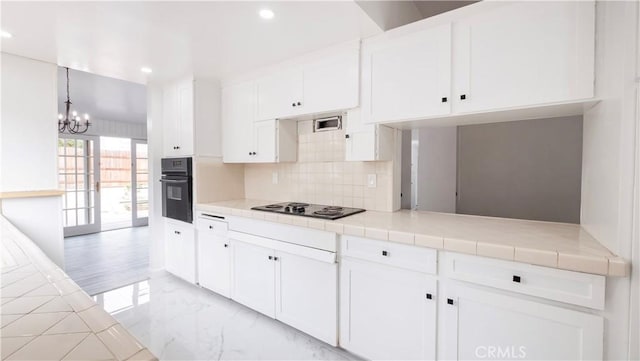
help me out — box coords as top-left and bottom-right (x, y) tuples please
(439, 282), (604, 360)
(230, 235), (338, 345)
(340, 258), (437, 360)
(231, 240), (276, 318)
(196, 216), (231, 297)
(275, 250), (337, 345)
(164, 219), (196, 284)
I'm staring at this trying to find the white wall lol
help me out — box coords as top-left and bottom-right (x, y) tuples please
(457, 116), (583, 223)
(146, 83), (164, 271)
(81, 118), (147, 140)
(1, 53), (58, 192)
(579, 2), (638, 360)
(413, 127), (457, 212)
(0, 53), (63, 266)
(629, 3), (640, 359)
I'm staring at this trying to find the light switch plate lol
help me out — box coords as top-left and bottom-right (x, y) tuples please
(272, 171), (278, 185)
(367, 174), (377, 188)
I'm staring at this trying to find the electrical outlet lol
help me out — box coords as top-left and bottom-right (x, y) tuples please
(272, 171), (278, 184)
(367, 174), (377, 188)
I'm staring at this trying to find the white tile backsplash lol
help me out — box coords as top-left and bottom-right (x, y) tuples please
(244, 120), (395, 211)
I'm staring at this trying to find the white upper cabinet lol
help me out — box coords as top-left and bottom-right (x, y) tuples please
(257, 68), (304, 120)
(362, 24), (452, 124)
(251, 40), (359, 121)
(344, 108), (395, 162)
(301, 48), (359, 115)
(222, 81), (256, 162)
(361, 1), (595, 125)
(452, 1), (595, 113)
(163, 76), (221, 157)
(222, 81), (297, 163)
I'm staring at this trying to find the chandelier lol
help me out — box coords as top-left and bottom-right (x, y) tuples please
(58, 67), (91, 134)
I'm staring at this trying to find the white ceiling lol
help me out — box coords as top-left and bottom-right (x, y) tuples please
(1, 1), (381, 85)
(58, 67), (147, 124)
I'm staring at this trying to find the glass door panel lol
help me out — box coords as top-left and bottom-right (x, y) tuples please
(100, 137), (132, 231)
(58, 135), (101, 236)
(132, 140), (149, 227)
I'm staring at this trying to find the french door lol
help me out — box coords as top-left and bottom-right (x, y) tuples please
(58, 135), (101, 237)
(132, 139), (149, 227)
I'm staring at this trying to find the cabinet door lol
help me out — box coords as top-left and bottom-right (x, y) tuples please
(231, 240), (276, 318)
(439, 283), (603, 360)
(275, 251), (337, 346)
(452, 1), (595, 113)
(302, 49), (359, 114)
(252, 119), (277, 162)
(176, 79), (194, 156)
(197, 231), (231, 298)
(256, 69), (303, 120)
(162, 86), (179, 156)
(165, 221), (196, 284)
(340, 258), (437, 360)
(363, 23), (451, 124)
(222, 82), (255, 163)
(165, 225), (180, 276)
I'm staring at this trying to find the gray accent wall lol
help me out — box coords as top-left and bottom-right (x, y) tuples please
(456, 116), (583, 223)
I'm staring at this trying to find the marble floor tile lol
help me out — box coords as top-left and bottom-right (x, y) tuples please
(94, 272), (360, 361)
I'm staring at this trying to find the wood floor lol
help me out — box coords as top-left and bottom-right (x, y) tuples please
(64, 226), (150, 296)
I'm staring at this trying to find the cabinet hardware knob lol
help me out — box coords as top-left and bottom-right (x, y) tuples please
(224, 244), (228, 248)
(426, 293), (432, 300)
(442, 97), (448, 103)
(512, 275), (521, 283)
(382, 250), (388, 256)
(177, 146), (180, 149)
(447, 298), (454, 305)
(345, 134), (350, 139)
(209, 225), (213, 229)
(268, 256), (273, 260)
(460, 94), (467, 100)
(292, 102), (296, 107)
(274, 256), (279, 261)
(297, 102), (301, 106)
(175, 231), (181, 235)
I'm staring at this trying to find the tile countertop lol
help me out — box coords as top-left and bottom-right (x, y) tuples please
(0, 215), (157, 361)
(197, 199), (630, 277)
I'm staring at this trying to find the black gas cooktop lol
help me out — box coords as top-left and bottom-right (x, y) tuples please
(251, 202), (366, 220)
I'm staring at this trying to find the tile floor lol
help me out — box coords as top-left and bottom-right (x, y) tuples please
(64, 226), (150, 296)
(95, 272), (359, 361)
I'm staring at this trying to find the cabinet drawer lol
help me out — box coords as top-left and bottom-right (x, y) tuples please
(341, 235), (437, 274)
(441, 252), (605, 310)
(196, 214), (228, 235)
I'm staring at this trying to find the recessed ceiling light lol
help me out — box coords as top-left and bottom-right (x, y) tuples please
(1, 30), (12, 39)
(140, 67), (152, 74)
(259, 9), (274, 20)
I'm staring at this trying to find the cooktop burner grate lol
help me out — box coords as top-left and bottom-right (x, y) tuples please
(265, 204), (284, 209)
(314, 209), (343, 216)
(288, 202), (310, 207)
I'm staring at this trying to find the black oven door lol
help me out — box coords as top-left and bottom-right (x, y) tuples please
(160, 176), (193, 223)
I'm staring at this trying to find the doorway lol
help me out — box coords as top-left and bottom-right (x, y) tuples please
(58, 135), (148, 236)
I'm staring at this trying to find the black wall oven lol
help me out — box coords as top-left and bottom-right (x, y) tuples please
(160, 157), (193, 223)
